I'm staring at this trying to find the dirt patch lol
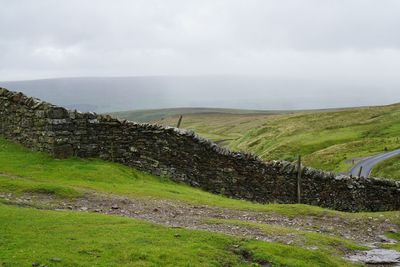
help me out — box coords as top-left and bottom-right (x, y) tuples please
(1, 191), (398, 249)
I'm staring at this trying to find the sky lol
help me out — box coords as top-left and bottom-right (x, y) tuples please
(1, 0), (400, 108)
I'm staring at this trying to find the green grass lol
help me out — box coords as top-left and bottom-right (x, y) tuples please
(371, 155), (400, 180)
(156, 104), (400, 174)
(241, 240), (358, 267)
(1, 137), (400, 221)
(2, 137), (400, 221)
(0, 137), (395, 266)
(3, 100), (400, 267)
(0, 137), (340, 218)
(0, 175), (82, 198)
(0, 203), (357, 267)
(382, 232), (400, 252)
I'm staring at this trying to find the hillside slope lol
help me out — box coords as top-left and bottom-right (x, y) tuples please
(154, 103), (400, 174)
(372, 154), (400, 179)
(2, 137), (400, 266)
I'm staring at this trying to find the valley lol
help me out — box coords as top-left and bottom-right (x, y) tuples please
(1, 87), (400, 266)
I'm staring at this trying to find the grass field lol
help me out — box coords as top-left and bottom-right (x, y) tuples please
(0, 138), (339, 216)
(2, 137), (399, 266)
(0, 203), (356, 267)
(371, 155), (400, 180)
(153, 103), (400, 174)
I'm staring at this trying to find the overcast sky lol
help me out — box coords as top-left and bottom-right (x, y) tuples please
(1, 0), (400, 105)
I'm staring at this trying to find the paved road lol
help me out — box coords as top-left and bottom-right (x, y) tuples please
(349, 148), (400, 177)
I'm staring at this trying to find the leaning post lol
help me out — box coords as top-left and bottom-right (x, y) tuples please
(297, 155), (302, 204)
(358, 166), (363, 178)
(176, 115), (183, 128)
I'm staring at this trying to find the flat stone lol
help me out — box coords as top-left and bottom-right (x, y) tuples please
(348, 249), (400, 264)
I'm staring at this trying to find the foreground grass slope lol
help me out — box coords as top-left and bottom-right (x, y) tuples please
(155, 103), (400, 173)
(2, 137), (398, 218)
(0, 138), (334, 216)
(1, 204), (352, 267)
(0, 138), (370, 266)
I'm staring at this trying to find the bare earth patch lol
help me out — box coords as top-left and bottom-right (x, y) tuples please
(1, 190), (399, 264)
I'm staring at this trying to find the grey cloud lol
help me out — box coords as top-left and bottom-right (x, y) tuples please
(0, 0), (400, 108)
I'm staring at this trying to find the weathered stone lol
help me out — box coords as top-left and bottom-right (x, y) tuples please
(348, 249), (400, 264)
(46, 107), (68, 119)
(52, 144), (74, 159)
(47, 118), (67, 125)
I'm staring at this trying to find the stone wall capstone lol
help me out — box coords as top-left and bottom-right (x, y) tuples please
(1, 87), (399, 212)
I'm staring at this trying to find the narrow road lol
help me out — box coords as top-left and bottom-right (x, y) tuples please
(349, 148), (400, 178)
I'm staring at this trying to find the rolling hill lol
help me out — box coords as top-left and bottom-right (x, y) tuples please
(2, 76), (400, 113)
(148, 103), (400, 176)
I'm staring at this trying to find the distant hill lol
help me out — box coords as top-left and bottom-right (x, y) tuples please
(109, 105), (370, 123)
(1, 76), (399, 113)
(110, 107), (289, 123)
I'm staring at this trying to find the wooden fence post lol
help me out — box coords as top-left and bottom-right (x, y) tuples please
(297, 155), (302, 204)
(358, 166), (363, 178)
(176, 115), (183, 128)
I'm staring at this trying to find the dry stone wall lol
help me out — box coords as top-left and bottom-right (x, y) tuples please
(1, 87), (399, 212)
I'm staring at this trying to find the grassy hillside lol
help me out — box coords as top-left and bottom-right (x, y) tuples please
(1, 137), (369, 217)
(155, 103), (400, 173)
(0, 203), (360, 267)
(2, 137), (400, 266)
(0, 138), (332, 214)
(371, 155), (400, 180)
(110, 107), (285, 123)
